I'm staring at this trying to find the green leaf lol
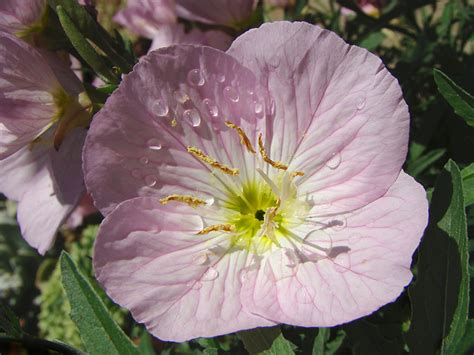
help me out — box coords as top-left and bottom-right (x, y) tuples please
(407, 160), (469, 354)
(238, 327), (295, 355)
(137, 331), (155, 355)
(60, 251), (139, 355)
(312, 328), (345, 355)
(433, 69), (474, 126)
(56, 5), (119, 84)
(359, 32), (386, 51)
(406, 148), (445, 177)
(48, 0), (134, 72)
(0, 301), (23, 338)
(461, 163), (474, 207)
(451, 319), (474, 354)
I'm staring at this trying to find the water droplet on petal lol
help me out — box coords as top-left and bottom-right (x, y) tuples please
(247, 88), (254, 95)
(152, 99), (169, 117)
(144, 175), (157, 187)
(356, 96), (366, 110)
(187, 69), (205, 86)
(296, 287), (315, 304)
(203, 98), (218, 117)
(187, 281), (203, 290)
(193, 254), (209, 265)
(201, 267), (219, 281)
(223, 86), (239, 103)
(217, 73), (225, 83)
(139, 157), (149, 165)
(147, 138), (162, 150)
(254, 101), (263, 114)
(326, 152), (342, 169)
(333, 253), (351, 273)
(131, 169), (142, 179)
(205, 197), (215, 205)
(183, 109), (201, 127)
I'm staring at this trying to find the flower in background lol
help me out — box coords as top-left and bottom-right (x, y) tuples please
(84, 22), (428, 341)
(0, 0), (47, 39)
(0, 33), (90, 254)
(114, 0), (259, 51)
(342, 0), (385, 18)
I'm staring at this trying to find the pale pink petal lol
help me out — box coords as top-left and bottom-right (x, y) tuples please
(114, 0), (176, 38)
(228, 22), (409, 214)
(149, 24), (232, 52)
(241, 172), (428, 326)
(0, 0), (46, 34)
(0, 128), (86, 254)
(84, 45), (271, 214)
(176, 0), (258, 26)
(0, 32), (80, 159)
(94, 197), (274, 341)
(66, 194), (97, 229)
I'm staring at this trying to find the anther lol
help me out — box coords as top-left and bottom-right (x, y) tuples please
(258, 133), (288, 170)
(291, 171), (305, 177)
(160, 194), (207, 207)
(225, 121), (256, 154)
(197, 224), (236, 235)
(188, 146), (239, 175)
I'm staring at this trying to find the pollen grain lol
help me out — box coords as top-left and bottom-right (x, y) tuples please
(187, 146), (239, 175)
(258, 133), (288, 170)
(159, 194), (207, 208)
(225, 121), (256, 154)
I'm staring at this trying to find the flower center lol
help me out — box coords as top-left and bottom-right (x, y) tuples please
(254, 209), (265, 221)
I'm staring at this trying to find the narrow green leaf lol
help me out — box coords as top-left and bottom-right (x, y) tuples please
(238, 327), (295, 355)
(312, 328), (345, 355)
(406, 148), (445, 177)
(202, 349), (219, 355)
(461, 163), (474, 207)
(60, 251), (139, 355)
(56, 5), (119, 84)
(433, 69), (474, 126)
(451, 319), (474, 354)
(0, 301), (23, 338)
(312, 328), (330, 355)
(48, 0), (134, 72)
(407, 160), (469, 354)
(137, 331), (155, 355)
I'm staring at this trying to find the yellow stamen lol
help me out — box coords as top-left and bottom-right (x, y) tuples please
(187, 146), (239, 175)
(170, 118), (177, 127)
(225, 121), (256, 154)
(291, 171), (305, 177)
(258, 133), (288, 170)
(160, 194), (207, 208)
(197, 224), (236, 235)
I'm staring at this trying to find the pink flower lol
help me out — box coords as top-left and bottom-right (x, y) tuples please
(0, 0), (47, 38)
(149, 24), (232, 52)
(175, 0), (258, 26)
(0, 33), (89, 254)
(66, 194), (98, 229)
(84, 22), (428, 341)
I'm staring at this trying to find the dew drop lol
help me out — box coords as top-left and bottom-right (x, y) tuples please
(333, 253), (351, 273)
(254, 101), (263, 114)
(296, 287), (314, 304)
(187, 69), (205, 86)
(131, 169), (142, 179)
(203, 98), (218, 117)
(193, 254), (209, 265)
(205, 197), (215, 206)
(326, 152), (342, 169)
(356, 95), (366, 110)
(201, 267), (219, 281)
(139, 157), (149, 165)
(183, 109), (201, 127)
(223, 86), (239, 103)
(187, 281), (203, 290)
(217, 73), (226, 83)
(247, 88), (254, 95)
(147, 138), (162, 151)
(152, 99), (169, 117)
(144, 175), (157, 187)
